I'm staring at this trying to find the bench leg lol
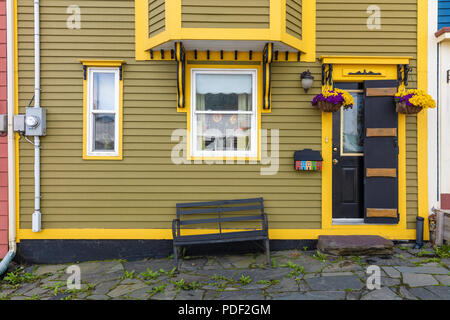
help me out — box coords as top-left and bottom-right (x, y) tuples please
(173, 244), (179, 270)
(265, 239), (271, 268)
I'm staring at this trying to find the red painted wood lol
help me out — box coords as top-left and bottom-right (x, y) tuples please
(441, 194), (450, 210)
(0, 0), (7, 257)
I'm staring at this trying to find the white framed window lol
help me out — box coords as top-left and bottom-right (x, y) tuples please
(190, 68), (258, 158)
(86, 67), (120, 157)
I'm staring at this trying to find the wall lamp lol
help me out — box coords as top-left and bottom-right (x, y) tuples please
(301, 70), (314, 92)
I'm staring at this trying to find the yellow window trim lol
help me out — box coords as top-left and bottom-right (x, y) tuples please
(185, 63), (263, 162)
(82, 61), (124, 160)
(135, 0), (316, 62)
(320, 56), (412, 234)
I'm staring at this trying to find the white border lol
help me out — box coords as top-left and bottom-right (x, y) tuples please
(190, 68), (258, 159)
(86, 67), (120, 157)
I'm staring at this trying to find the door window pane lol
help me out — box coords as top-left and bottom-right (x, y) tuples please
(342, 92), (364, 154)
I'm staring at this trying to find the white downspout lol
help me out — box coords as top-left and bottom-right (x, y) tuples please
(31, 0), (41, 232)
(0, 0), (17, 275)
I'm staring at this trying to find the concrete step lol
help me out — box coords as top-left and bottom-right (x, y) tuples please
(317, 235), (394, 256)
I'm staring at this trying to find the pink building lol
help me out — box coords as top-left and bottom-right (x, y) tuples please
(0, 0), (8, 258)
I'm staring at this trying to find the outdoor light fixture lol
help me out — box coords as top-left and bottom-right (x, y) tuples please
(301, 70), (314, 92)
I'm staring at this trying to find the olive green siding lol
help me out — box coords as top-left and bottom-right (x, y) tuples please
(181, 0), (270, 29)
(16, 0), (419, 232)
(286, 0), (302, 40)
(149, 0), (165, 37)
(316, 0), (419, 225)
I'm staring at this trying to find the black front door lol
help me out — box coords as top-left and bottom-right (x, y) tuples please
(332, 82), (365, 219)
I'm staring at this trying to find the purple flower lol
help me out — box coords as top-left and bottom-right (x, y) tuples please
(395, 93), (414, 106)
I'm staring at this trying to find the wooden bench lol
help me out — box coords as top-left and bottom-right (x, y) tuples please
(172, 197), (270, 268)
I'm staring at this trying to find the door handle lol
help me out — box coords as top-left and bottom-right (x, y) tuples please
(332, 159), (339, 165)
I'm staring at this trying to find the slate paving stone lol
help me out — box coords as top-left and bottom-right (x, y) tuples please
(434, 275), (450, 286)
(397, 286), (418, 300)
(402, 273), (439, 287)
(123, 260), (152, 274)
(1, 245), (449, 300)
(361, 287), (401, 300)
(424, 286), (450, 300)
(107, 279), (147, 298)
(265, 278), (299, 293)
(93, 280), (120, 295)
(34, 264), (67, 276)
(274, 291), (346, 300)
(306, 275), (364, 291)
(215, 289), (266, 300)
(395, 266), (449, 275)
(175, 289), (205, 300)
(381, 266), (401, 278)
(86, 294), (110, 300)
(408, 287), (444, 300)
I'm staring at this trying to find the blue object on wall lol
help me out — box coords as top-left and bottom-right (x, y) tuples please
(439, 0), (450, 29)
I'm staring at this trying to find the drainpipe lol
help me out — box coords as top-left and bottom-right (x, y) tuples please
(31, 0), (41, 232)
(0, 0), (17, 275)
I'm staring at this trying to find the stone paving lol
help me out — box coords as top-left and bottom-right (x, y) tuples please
(0, 242), (449, 300)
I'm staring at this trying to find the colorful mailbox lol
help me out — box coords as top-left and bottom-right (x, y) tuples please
(294, 149), (323, 171)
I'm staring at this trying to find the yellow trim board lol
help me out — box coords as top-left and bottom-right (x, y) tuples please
(135, 0), (316, 62)
(320, 56), (413, 65)
(417, 0), (429, 239)
(16, 228), (417, 241)
(80, 60), (126, 67)
(320, 61), (407, 235)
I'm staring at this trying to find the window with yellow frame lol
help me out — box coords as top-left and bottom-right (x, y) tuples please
(80, 60), (124, 160)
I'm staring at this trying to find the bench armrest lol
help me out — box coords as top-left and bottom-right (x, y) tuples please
(172, 219), (180, 238)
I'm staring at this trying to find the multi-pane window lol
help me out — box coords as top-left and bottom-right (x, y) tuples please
(191, 69), (258, 158)
(86, 68), (120, 157)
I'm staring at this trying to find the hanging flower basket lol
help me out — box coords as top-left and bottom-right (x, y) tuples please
(316, 101), (343, 112)
(312, 87), (354, 113)
(394, 89), (436, 114)
(395, 102), (422, 114)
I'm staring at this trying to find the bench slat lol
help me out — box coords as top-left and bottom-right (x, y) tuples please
(176, 197), (263, 208)
(174, 230), (267, 244)
(180, 215), (264, 226)
(180, 204), (262, 216)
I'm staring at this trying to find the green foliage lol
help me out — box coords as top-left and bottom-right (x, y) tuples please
(312, 250), (328, 262)
(122, 270), (136, 279)
(139, 268), (160, 281)
(239, 274), (252, 285)
(149, 284), (166, 296)
(280, 261), (305, 277)
(433, 245), (450, 259)
(2, 268), (38, 286)
(170, 278), (202, 292)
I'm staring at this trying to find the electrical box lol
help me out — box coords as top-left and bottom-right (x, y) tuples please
(13, 114), (25, 133)
(25, 107), (46, 136)
(0, 114), (7, 134)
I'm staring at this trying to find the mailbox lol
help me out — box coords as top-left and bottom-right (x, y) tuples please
(294, 149), (323, 171)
